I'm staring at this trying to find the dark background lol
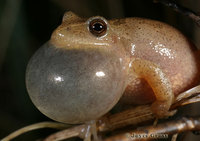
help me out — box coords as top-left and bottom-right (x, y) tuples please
(0, 0), (200, 140)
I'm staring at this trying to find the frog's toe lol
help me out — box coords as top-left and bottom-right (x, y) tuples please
(151, 101), (177, 118)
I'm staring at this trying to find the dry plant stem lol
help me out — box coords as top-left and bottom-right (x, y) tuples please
(99, 85), (200, 132)
(171, 85), (200, 110)
(175, 85), (200, 102)
(43, 105), (154, 141)
(1, 122), (71, 141)
(171, 133), (178, 141)
(44, 124), (85, 141)
(44, 85), (200, 141)
(104, 117), (200, 141)
(2, 85), (200, 141)
(172, 94), (200, 110)
(153, 0), (200, 27)
(98, 105), (154, 132)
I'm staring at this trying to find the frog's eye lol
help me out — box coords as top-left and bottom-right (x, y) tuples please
(88, 18), (107, 37)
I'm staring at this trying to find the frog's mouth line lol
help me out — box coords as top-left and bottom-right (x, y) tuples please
(48, 41), (114, 57)
(50, 39), (110, 49)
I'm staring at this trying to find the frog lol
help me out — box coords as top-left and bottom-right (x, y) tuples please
(26, 11), (200, 139)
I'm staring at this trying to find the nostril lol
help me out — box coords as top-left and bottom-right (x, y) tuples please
(26, 42), (127, 124)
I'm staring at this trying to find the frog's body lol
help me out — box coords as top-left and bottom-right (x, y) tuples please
(109, 18), (200, 105)
(26, 12), (200, 125)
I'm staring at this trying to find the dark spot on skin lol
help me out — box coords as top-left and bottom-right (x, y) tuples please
(66, 27), (71, 31)
(112, 36), (118, 44)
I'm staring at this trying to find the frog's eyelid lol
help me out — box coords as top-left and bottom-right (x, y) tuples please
(86, 16), (108, 24)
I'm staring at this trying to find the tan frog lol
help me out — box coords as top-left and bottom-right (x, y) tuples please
(26, 11), (200, 126)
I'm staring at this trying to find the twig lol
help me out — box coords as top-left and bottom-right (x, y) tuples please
(175, 85), (200, 102)
(44, 124), (85, 141)
(44, 85), (200, 141)
(153, 0), (200, 27)
(171, 133), (178, 141)
(97, 105), (154, 132)
(2, 85), (200, 141)
(1, 122), (71, 141)
(42, 105), (154, 141)
(104, 117), (200, 141)
(171, 85), (200, 110)
(99, 85), (200, 132)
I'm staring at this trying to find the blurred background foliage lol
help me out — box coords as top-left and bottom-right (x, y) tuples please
(0, 0), (200, 140)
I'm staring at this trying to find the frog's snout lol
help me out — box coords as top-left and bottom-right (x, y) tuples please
(26, 42), (127, 123)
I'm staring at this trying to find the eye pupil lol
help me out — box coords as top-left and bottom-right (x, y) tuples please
(89, 19), (107, 37)
(92, 23), (103, 31)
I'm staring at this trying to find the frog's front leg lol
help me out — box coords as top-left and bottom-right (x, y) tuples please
(131, 58), (176, 118)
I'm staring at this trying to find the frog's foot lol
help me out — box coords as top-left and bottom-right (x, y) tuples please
(151, 101), (177, 118)
(80, 120), (100, 141)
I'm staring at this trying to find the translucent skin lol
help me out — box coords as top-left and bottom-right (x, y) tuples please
(26, 12), (200, 123)
(26, 43), (128, 123)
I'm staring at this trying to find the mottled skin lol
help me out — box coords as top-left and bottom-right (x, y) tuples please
(111, 18), (200, 105)
(26, 11), (200, 124)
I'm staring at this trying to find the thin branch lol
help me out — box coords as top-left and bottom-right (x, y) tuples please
(1, 122), (71, 141)
(171, 133), (178, 141)
(43, 85), (200, 141)
(97, 105), (154, 132)
(171, 85), (200, 110)
(99, 85), (200, 132)
(153, 0), (200, 27)
(2, 85), (200, 141)
(43, 105), (155, 141)
(175, 85), (200, 102)
(104, 117), (200, 141)
(44, 124), (85, 141)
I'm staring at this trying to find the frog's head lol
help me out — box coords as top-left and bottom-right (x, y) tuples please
(26, 11), (129, 124)
(51, 11), (123, 51)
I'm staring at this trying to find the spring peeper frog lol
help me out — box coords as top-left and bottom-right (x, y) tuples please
(26, 11), (200, 125)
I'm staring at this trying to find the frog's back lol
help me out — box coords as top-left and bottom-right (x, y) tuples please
(110, 18), (200, 104)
